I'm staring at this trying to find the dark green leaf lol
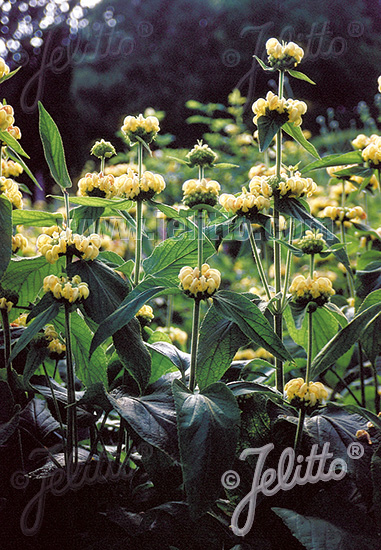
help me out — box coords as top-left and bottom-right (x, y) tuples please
(196, 305), (249, 389)
(70, 205), (104, 234)
(9, 302), (60, 364)
(283, 123), (320, 159)
(273, 508), (378, 550)
(89, 277), (178, 356)
(257, 113), (287, 152)
(355, 261), (381, 298)
(20, 397), (60, 440)
(147, 344), (178, 384)
(302, 151), (363, 173)
(53, 311), (108, 387)
(275, 238), (305, 257)
(38, 102), (72, 189)
(287, 69), (316, 84)
(23, 346), (49, 384)
(278, 197), (351, 273)
(213, 291), (292, 362)
(148, 342), (190, 379)
(311, 302), (381, 378)
(0, 195), (12, 279)
(172, 379), (240, 518)
(357, 289), (381, 364)
(27, 292), (56, 323)
(213, 162), (240, 169)
(5, 147), (42, 189)
(333, 165), (374, 178)
(0, 406), (20, 445)
(107, 385), (179, 461)
(0, 129), (29, 158)
(52, 195), (134, 209)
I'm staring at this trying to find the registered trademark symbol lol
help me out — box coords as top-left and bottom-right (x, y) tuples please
(347, 441), (364, 459)
(347, 21), (364, 38)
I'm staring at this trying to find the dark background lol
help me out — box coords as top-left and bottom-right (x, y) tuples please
(2, 0), (381, 193)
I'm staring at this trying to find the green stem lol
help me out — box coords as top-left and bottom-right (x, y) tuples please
(246, 220), (271, 301)
(310, 254), (315, 278)
(340, 222), (356, 300)
(189, 299), (201, 392)
(1, 309), (11, 383)
(100, 156), (105, 174)
(134, 200), (143, 286)
(341, 179), (346, 209)
(306, 308), (314, 385)
(294, 408), (306, 453)
(42, 362), (66, 454)
(197, 210), (204, 274)
(134, 142), (144, 287)
(358, 341), (366, 407)
(166, 295), (174, 330)
(328, 368), (362, 406)
(64, 302), (77, 469)
(371, 360), (380, 414)
(273, 195), (283, 392)
(64, 190), (71, 230)
(280, 218), (294, 312)
(0, 146), (3, 177)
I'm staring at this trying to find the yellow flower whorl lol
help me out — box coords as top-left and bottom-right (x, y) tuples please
(289, 272), (335, 306)
(266, 38), (304, 68)
(37, 227), (101, 263)
(0, 176), (23, 209)
(285, 377), (328, 411)
(77, 172), (116, 199)
(252, 91), (307, 128)
(43, 274), (90, 303)
(182, 178), (220, 208)
(179, 264), (221, 300)
(122, 113), (160, 144)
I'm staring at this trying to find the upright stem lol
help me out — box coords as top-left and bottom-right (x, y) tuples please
(273, 70), (285, 393)
(134, 143), (144, 286)
(310, 254), (315, 278)
(372, 360), (380, 414)
(64, 190), (71, 230)
(340, 222), (356, 300)
(189, 299), (201, 392)
(166, 295), (174, 330)
(1, 309), (11, 383)
(294, 408), (306, 453)
(306, 308), (314, 385)
(280, 218), (294, 312)
(197, 210), (204, 273)
(100, 156), (105, 174)
(246, 220), (272, 301)
(64, 302), (77, 468)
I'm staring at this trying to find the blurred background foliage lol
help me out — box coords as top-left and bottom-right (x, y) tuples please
(1, 0), (381, 194)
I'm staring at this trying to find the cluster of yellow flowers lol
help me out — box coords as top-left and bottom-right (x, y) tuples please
(179, 263), (221, 300)
(186, 142), (218, 167)
(43, 274), (90, 303)
(115, 168), (165, 200)
(319, 205), (366, 226)
(182, 178), (220, 208)
(252, 91), (307, 127)
(122, 113), (160, 144)
(234, 347), (273, 361)
(266, 38), (304, 68)
(296, 230), (326, 255)
(0, 102), (21, 140)
(156, 326), (188, 347)
(362, 135), (381, 167)
(136, 304), (154, 322)
(285, 377), (328, 410)
(12, 233), (28, 253)
(0, 57), (10, 78)
(289, 272), (335, 306)
(37, 227), (101, 263)
(44, 325), (66, 357)
(105, 163), (140, 177)
(0, 176), (23, 209)
(249, 163), (286, 179)
(2, 158), (23, 178)
(220, 187), (270, 219)
(77, 172), (116, 199)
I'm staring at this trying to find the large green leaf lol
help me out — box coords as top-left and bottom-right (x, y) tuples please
(143, 231), (215, 283)
(212, 291), (292, 363)
(257, 113), (287, 152)
(278, 197), (351, 273)
(196, 304), (249, 389)
(283, 122), (320, 159)
(1, 255), (66, 322)
(23, 345), (49, 384)
(70, 205), (104, 234)
(53, 194), (133, 210)
(284, 304), (343, 359)
(0, 129), (29, 158)
(67, 259), (130, 325)
(0, 195), (12, 279)
(147, 344), (178, 385)
(12, 209), (63, 227)
(89, 276), (178, 357)
(5, 147), (42, 189)
(287, 69), (316, 85)
(355, 260), (381, 298)
(53, 311), (107, 387)
(38, 102), (72, 189)
(273, 508), (379, 550)
(172, 379), (240, 518)
(107, 384), (180, 461)
(311, 302), (381, 378)
(302, 150), (363, 173)
(357, 289), (381, 364)
(9, 302), (61, 364)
